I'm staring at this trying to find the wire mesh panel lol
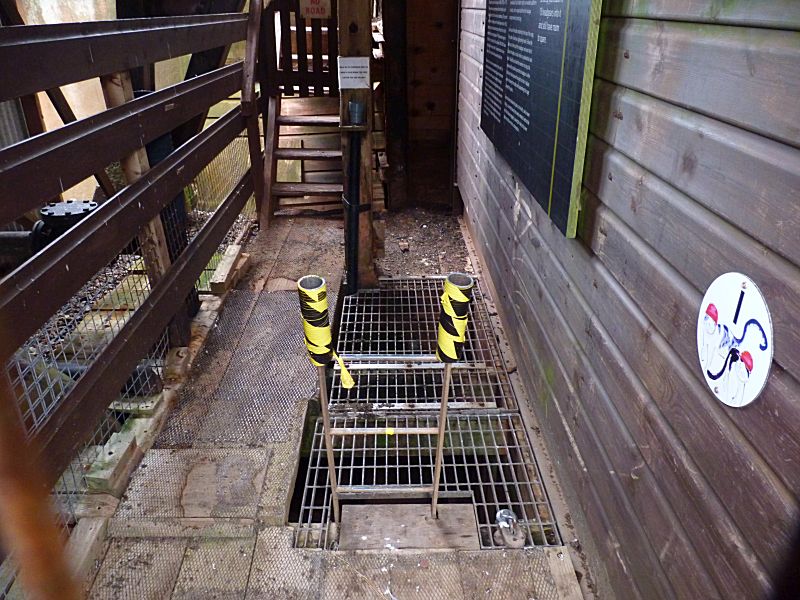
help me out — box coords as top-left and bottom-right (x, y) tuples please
(6, 253), (154, 435)
(337, 277), (504, 368)
(330, 365), (517, 411)
(293, 414), (560, 550)
(189, 133), (256, 292)
(3, 246), (171, 526)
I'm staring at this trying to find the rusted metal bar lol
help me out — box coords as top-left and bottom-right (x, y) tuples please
(318, 366), (341, 524)
(34, 169), (254, 488)
(0, 13), (247, 102)
(431, 362), (453, 518)
(0, 108), (246, 363)
(0, 63), (243, 224)
(0, 377), (79, 600)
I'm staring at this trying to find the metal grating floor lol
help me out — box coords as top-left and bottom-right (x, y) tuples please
(293, 413), (560, 550)
(291, 277), (561, 551)
(330, 364), (516, 411)
(337, 277), (504, 368)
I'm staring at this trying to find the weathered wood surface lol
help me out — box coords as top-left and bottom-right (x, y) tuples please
(602, 0), (800, 28)
(590, 80), (800, 266)
(596, 19), (800, 148)
(339, 503), (480, 550)
(209, 244), (243, 294)
(457, 2), (800, 598)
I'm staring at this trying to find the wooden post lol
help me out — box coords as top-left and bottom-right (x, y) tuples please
(383, 0), (408, 208)
(338, 0), (377, 287)
(431, 362), (452, 518)
(0, 379), (79, 600)
(261, 95), (281, 226)
(100, 72), (172, 289)
(243, 0), (266, 218)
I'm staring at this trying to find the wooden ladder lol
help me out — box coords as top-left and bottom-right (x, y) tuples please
(262, 95), (344, 223)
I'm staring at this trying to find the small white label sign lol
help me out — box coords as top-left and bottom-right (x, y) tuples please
(697, 272), (773, 408)
(299, 0), (331, 19)
(338, 56), (371, 89)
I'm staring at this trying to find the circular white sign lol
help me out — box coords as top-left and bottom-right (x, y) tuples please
(697, 273), (773, 407)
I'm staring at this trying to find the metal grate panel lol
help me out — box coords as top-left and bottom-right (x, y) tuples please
(330, 364), (516, 411)
(337, 277), (504, 368)
(293, 413), (560, 550)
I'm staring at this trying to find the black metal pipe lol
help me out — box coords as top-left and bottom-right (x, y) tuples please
(345, 100), (366, 295)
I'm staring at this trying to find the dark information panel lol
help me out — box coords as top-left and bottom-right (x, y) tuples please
(480, 0), (601, 237)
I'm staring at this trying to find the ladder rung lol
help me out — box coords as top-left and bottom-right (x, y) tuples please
(337, 485), (434, 495)
(329, 427), (439, 436)
(271, 182), (343, 197)
(275, 148), (342, 160)
(277, 114), (340, 127)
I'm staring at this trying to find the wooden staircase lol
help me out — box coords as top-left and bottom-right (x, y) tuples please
(263, 96), (344, 216)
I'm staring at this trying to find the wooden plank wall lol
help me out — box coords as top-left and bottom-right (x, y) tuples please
(407, 0), (457, 142)
(457, 1), (800, 598)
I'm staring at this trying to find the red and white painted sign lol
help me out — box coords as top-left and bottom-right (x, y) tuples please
(696, 272), (773, 408)
(299, 0), (331, 19)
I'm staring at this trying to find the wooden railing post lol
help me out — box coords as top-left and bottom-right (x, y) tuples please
(100, 71), (194, 347)
(243, 0), (266, 220)
(100, 72), (172, 286)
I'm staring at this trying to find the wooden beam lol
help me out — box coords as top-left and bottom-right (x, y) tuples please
(338, 0), (377, 287)
(383, 0), (408, 208)
(262, 95), (281, 225)
(243, 0), (265, 217)
(0, 64), (242, 225)
(0, 1), (116, 199)
(100, 71), (172, 290)
(0, 13), (248, 102)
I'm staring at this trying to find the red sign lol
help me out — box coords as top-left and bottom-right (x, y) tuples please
(299, 0), (331, 19)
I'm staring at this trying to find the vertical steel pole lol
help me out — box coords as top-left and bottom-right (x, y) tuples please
(317, 365), (341, 524)
(431, 362), (453, 518)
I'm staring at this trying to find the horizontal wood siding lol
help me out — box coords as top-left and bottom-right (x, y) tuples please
(456, 1), (800, 598)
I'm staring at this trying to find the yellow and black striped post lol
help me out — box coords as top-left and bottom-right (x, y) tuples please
(432, 273), (474, 518)
(297, 275), (352, 524)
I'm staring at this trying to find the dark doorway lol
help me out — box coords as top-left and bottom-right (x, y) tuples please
(384, 0), (460, 210)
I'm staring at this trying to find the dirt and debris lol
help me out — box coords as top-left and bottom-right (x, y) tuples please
(377, 207), (472, 277)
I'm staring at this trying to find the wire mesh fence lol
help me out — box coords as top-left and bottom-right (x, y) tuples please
(2, 127), (255, 537)
(189, 132), (256, 293)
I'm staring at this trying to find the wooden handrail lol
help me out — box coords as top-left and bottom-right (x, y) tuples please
(0, 13), (247, 101)
(0, 63), (243, 223)
(0, 107), (246, 363)
(35, 168), (254, 488)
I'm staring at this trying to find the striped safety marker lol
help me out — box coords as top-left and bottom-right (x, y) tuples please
(436, 273), (475, 363)
(297, 275), (354, 388)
